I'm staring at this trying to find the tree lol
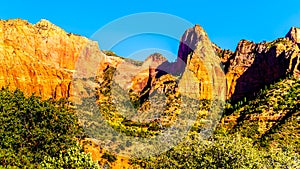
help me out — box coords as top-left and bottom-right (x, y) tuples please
(0, 87), (98, 168)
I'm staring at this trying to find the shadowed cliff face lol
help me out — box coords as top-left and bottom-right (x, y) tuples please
(224, 38), (300, 100)
(176, 25), (226, 100)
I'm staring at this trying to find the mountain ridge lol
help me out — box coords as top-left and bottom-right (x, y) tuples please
(0, 18), (299, 102)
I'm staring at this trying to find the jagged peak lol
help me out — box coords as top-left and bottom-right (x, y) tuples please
(177, 24), (215, 64)
(288, 26), (300, 32)
(285, 26), (300, 44)
(35, 19), (53, 26)
(34, 19), (66, 33)
(181, 24), (208, 43)
(0, 18), (31, 26)
(193, 24), (207, 37)
(145, 53), (167, 62)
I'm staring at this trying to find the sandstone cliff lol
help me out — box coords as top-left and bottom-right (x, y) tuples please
(0, 19), (117, 100)
(0, 18), (299, 103)
(224, 37), (300, 100)
(120, 25), (226, 103)
(176, 25), (226, 100)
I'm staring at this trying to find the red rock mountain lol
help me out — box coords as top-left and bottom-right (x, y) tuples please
(221, 36), (300, 100)
(0, 19), (120, 100)
(175, 24), (226, 100)
(0, 19), (299, 102)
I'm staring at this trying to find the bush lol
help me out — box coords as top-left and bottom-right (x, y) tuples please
(101, 152), (117, 163)
(0, 87), (97, 168)
(133, 133), (299, 169)
(41, 144), (99, 169)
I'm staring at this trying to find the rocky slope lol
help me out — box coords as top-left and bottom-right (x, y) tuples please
(0, 19), (121, 100)
(221, 37), (300, 100)
(221, 75), (299, 152)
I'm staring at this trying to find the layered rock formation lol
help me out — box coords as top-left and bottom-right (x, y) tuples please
(118, 25), (226, 102)
(113, 53), (167, 93)
(0, 18), (299, 103)
(0, 19), (116, 99)
(175, 25), (226, 100)
(224, 38), (300, 100)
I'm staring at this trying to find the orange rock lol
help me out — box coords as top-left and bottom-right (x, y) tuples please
(225, 38), (300, 100)
(1, 18), (299, 103)
(0, 19), (111, 100)
(177, 25), (226, 100)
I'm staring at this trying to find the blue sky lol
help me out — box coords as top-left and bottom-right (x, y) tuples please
(1, 1), (300, 60)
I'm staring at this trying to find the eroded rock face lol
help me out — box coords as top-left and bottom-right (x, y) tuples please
(1, 18), (299, 103)
(225, 38), (300, 100)
(177, 25), (226, 100)
(0, 19), (109, 99)
(132, 25), (226, 101)
(131, 53), (167, 93)
(109, 24), (226, 106)
(286, 27), (300, 46)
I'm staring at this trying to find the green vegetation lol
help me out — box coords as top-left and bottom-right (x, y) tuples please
(94, 66), (180, 138)
(130, 75), (300, 168)
(0, 87), (98, 168)
(102, 50), (145, 66)
(41, 144), (98, 169)
(101, 152), (117, 163)
(265, 38), (296, 50)
(102, 50), (119, 57)
(223, 75), (300, 152)
(0, 64), (299, 168)
(124, 58), (144, 66)
(132, 133), (298, 169)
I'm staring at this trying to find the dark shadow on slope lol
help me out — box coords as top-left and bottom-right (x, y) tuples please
(224, 45), (297, 130)
(256, 102), (299, 146)
(231, 46), (291, 101)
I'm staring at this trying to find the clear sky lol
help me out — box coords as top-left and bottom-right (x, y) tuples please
(1, 0), (300, 60)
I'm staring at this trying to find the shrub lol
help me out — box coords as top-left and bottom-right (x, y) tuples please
(133, 133), (299, 169)
(41, 144), (99, 169)
(0, 87), (97, 168)
(101, 152), (117, 163)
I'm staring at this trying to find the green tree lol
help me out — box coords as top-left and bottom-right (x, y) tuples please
(0, 87), (97, 168)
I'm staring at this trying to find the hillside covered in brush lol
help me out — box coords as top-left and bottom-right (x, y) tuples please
(129, 75), (299, 169)
(222, 75), (299, 152)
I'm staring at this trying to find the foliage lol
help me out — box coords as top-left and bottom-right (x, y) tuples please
(0, 87), (97, 168)
(222, 75), (300, 152)
(101, 152), (117, 163)
(41, 144), (99, 169)
(132, 133), (299, 169)
(77, 63), (299, 168)
(102, 50), (119, 57)
(131, 75), (300, 168)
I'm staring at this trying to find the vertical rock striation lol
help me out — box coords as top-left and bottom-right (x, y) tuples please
(176, 25), (226, 100)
